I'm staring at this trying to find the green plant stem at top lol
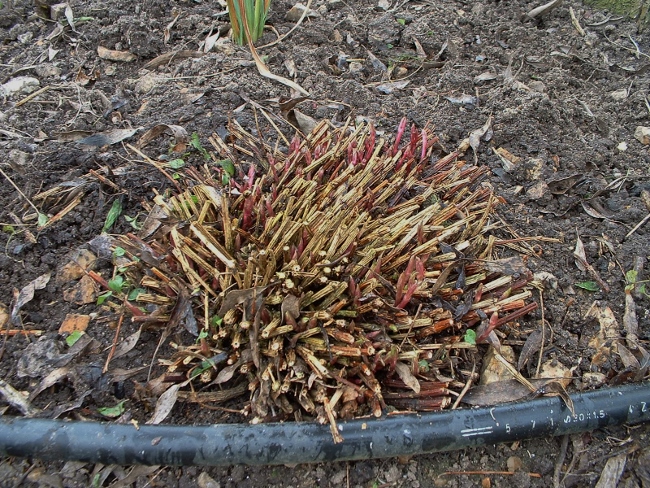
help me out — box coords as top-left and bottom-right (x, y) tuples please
(227, 0), (271, 45)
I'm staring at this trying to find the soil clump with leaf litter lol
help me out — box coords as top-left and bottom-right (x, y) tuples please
(1, 0), (650, 486)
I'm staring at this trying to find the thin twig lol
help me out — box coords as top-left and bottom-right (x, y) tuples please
(626, 213), (650, 238)
(0, 166), (43, 218)
(553, 435), (570, 488)
(14, 85), (51, 107)
(535, 289), (545, 378)
(103, 307), (125, 373)
(443, 470), (542, 478)
(569, 7), (586, 36)
(258, 0), (313, 49)
(452, 362), (475, 409)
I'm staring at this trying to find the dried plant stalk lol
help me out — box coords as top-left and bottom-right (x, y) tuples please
(114, 117), (539, 443)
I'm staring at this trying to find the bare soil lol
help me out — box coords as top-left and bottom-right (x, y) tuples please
(1, 0), (649, 486)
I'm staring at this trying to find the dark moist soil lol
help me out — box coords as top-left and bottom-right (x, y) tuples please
(1, 0), (650, 486)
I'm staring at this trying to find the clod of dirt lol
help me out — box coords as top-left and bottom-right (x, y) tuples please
(634, 126), (650, 145)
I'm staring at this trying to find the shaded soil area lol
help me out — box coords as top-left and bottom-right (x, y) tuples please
(1, 0), (650, 486)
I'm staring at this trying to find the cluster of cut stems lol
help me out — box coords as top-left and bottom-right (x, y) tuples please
(116, 118), (536, 442)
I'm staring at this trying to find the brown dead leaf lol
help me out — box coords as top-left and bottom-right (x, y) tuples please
(518, 329), (543, 371)
(526, 0), (563, 20)
(281, 294), (301, 323)
(493, 147), (521, 171)
(594, 453), (627, 488)
(58, 314), (90, 334)
(468, 116), (493, 163)
(166, 287), (198, 336)
(146, 381), (187, 424)
(395, 361), (420, 394)
(11, 273), (51, 325)
(29, 366), (72, 401)
(286, 109), (318, 135)
(587, 302), (621, 367)
(97, 45), (136, 62)
(109, 366), (148, 383)
(534, 380), (575, 415)
(462, 379), (548, 405)
(57, 249), (97, 283)
(53, 130), (93, 142)
(0, 304), (8, 329)
(0, 378), (38, 416)
(142, 50), (203, 70)
(483, 256), (529, 276)
(617, 343), (641, 370)
(137, 124), (188, 151)
(112, 327), (142, 360)
(547, 174), (584, 195)
(74, 68), (100, 87)
(218, 286), (269, 317)
(77, 128), (141, 146)
(539, 359), (572, 387)
(63, 275), (97, 305)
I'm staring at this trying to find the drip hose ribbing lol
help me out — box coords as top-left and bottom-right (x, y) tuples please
(0, 382), (648, 466)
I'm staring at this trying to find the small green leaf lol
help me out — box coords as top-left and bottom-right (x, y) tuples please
(97, 291), (112, 305)
(124, 214), (142, 230)
(113, 246), (126, 257)
(464, 329), (476, 345)
(396, 18), (406, 25)
(128, 288), (146, 301)
(168, 158), (185, 169)
(37, 213), (49, 227)
(97, 400), (126, 418)
(197, 329), (209, 341)
(626, 270), (638, 284)
(418, 359), (430, 372)
(91, 473), (102, 488)
(210, 315), (223, 328)
(190, 132), (210, 160)
(218, 159), (235, 176)
(102, 199), (123, 233)
(108, 275), (125, 293)
(173, 172), (181, 180)
(575, 281), (599, 292)
(2, 225), (15, 234)
(66, 330), (84, 347)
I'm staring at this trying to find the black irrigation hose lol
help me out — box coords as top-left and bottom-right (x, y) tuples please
(1, 382), (649, 466)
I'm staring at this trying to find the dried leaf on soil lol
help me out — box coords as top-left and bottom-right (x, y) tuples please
(587, 302), (621, 367)
(97, 46), (136, 62)
(57, 249), (97, 283)
(137, 124), (189, 150)
(375, 80), (410, 94)
(111, 327), (142, 360)
(76, 128), (140, 146)
(0, 378), (38, 416)
(62, 276), (97, 305)
(395, 362), (420, 394)
(595, 453), (627, 488)
(146, 383), (183, 425)
(11, 273), (50, 325)
(58, 314), (90, 334)
(468, 116), (493, 163)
